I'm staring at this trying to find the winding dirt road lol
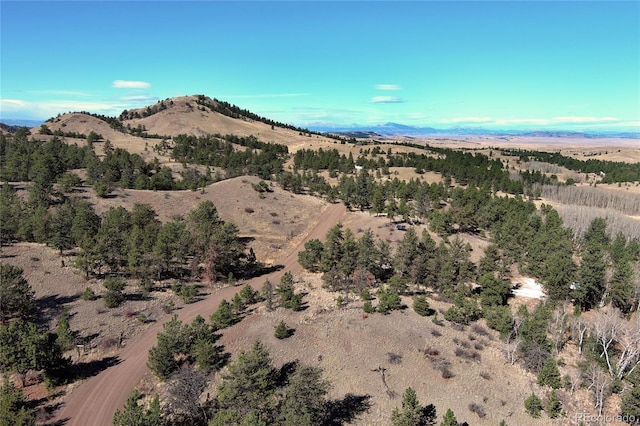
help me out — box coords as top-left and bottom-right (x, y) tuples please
(55, 202), (347, 426)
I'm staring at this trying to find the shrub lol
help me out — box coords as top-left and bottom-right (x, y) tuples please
(468, 403), (486, 418)
(244, 207), (254, 213)
(359, 300), (373, 314)
(454, 348), (481, 361)
(81, 287), (97, 301)
(524, 393), (543, 418)
(104, 291), (124, 308)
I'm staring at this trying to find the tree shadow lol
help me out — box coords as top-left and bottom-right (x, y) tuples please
(323, 393), (372, 425)
(71, 356), (121, 381)
(244, 263), (284, 279)
(36, 294), (81, 324)
(274, 360), (299, 387)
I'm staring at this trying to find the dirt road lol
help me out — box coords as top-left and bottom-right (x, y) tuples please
(55, 202), (347, 426)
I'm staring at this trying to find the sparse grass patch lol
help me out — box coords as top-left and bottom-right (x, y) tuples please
(468, 403), (486, 418)
(471, 324), (489, 337)
(454, 347), (481, 361)
(430, 328), (442, 337)
(480, 371), (491, 380)
(387, 352), (402, 364)
(81, 287), (97, 301)
(99, 336), (118, 351)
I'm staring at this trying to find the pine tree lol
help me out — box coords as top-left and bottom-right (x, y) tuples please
(213, 341), (276, 424)
(0, 263), (35, 324)
(210, 299), (236, 330)
(391, 387), (434, 426)
(0, 374), (35, 426)
(274, 320), (292, 339)
(537, 357), (562, 389)
(544, 390), (562, 418)
(113, 390), (165, 426)
(524, 393), (543, 418)
(278, 365), (330, 425)
(413, 295), (432, 316)
(621, 386), (640, 421)
(440, 408), (459, 426)
(262, 279), (274, 312)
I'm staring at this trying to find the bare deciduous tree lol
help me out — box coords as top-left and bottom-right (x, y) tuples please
(616, 314), (640, 379)
(585, 363), (611, 417)
(593, 308), (624, 376)
(503, 336), (521, 366)
(166, 365), (208, 424)
(549, 303), (569, 355)
(572, 316), (588, 357)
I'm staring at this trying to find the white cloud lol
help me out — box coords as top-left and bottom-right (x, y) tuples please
(375, 84), (402, 91)
(439, 117), (493, 124)
(222, 93), (310, 101)
(0, 96), (157, 120)
(552, 116), (619, 124)
(371, 96), (404, 104)
(112, 80), (151, 89)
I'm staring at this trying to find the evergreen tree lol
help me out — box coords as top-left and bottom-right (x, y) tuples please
(278, 365), (330, 425)
(391, 387), (435, 426)
(574, 217), (610, 310)
(298, 239), (324, 272)
(0, 263), (35, 324)
(113, 390), (164, 426)
(621, 386), (640, 422)
(103, 277), (126, 308)
(239, 284), (259, 305)
(212, 341), (277, 424)
(210, 299), (236, 330)
(413, 295), (432, 316)
(537, 357), (562, 389)
(439, 408), (459, 426)
(609, 260), (634, 313)
(544, 390), (562, 418)
(524, 393), (543, 418)
(55, 309), (74, 350)
(262, 279), (274, 312)
(49, 200), (75, 254)
(0, 183), (22, 245)
(274, 320), (292, 339)
(0, 374), (34, 426)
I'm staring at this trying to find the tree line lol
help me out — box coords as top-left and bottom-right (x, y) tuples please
(501, 148), (640, 183)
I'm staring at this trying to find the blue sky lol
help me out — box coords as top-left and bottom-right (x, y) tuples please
(1, 1), (639, 131)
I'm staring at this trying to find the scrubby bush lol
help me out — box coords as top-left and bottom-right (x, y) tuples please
(524, 393), (543, 418)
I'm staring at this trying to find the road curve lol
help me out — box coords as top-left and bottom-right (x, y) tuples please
(55, 202), (347, 426)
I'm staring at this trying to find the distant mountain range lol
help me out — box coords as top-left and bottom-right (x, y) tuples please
(1, 119), (45, 128)
(2, 107), (638, 139)
(307, 122), (640, 139)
